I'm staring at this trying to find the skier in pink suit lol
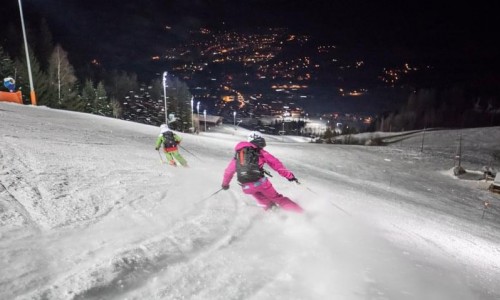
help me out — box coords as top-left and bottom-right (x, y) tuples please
(221, 131), (303, 213)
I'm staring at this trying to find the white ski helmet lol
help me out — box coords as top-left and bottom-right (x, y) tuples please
(247, 131), (266, 148)
(247, 131), (262, 141)
(160, 124), (169, 134)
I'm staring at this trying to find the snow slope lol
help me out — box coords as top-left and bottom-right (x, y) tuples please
(1, 102), (500, 300)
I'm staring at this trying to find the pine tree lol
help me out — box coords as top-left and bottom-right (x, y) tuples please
(94, 81), (112, 116)
(323, 128), (334, 143)
(77, 79), (112, 116)
(104, 70), (139, 118)
(149, 78), (166, 124)
(2, 23), (21, 58)
(0, 45), (15, 83)
(15, 45), (53, 105)
(165, 77), (192, 131)
(105, 70), (139, 104)
(81, 79), (95, 113)
(149, 78), (162, 101)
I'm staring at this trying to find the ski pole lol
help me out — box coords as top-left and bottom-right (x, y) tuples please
(179, 144), (202, 161)
(482, 201), (490, 219)
(202, 188), (224, 200)
(296, 180), (317, 194)
(194, 188), (224, 207)
(158, 149), (164, 164)
(263, 169), (273, 177)
(298, 180), (351, 216)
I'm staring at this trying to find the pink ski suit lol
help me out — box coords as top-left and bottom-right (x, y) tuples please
(222, 141), (303, 213)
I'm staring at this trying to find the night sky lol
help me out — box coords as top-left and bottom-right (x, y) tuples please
(4, 0), (499, 81)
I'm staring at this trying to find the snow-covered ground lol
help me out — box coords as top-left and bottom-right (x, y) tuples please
(1, 102), (500, 300)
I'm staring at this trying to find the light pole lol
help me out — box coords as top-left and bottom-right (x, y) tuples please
(282, 121), (285, 142)
(17, 0), (36, 105)
(162, 71), (168, 124)
(190, 96), (194, 132)
(203, 109), (207, 132)
(233, 111), (236, 130)
(196, 101), (200, 132)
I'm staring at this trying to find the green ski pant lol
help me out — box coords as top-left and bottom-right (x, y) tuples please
(165, 150), (187, 166)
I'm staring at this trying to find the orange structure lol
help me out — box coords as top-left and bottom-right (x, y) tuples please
(0, 91), (23, 104)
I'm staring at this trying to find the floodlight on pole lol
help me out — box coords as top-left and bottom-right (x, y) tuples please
(190, 96), (194, 131)
(162, 71), (168, 124)
(203, 109), (207, 132)
(233, 111), (236, 130)
(17, 0), (36, 105)
(196, 101), (200, 133)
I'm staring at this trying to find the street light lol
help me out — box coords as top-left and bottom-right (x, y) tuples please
(190, 96), (194, 132)
(17, 0), (36, 105)
(282, 121), (285, 142)
(203, 109), (207, 132)
(162, 71), (168, 124)
(196, 101), (200, 133)
(233, 111), (237, 130)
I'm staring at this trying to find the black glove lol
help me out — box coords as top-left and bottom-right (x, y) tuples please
(155, 147), (159, 151)
(221, 184), (230, 190)
(288, 177), (298, 183)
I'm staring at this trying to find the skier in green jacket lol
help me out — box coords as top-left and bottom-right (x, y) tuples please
(155, 124), (188, 167)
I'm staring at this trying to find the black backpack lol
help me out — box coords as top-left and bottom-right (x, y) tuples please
(162, 131), (177, 148)
(235, 146), (263, 183)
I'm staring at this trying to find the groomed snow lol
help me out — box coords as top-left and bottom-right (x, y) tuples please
(1, 102), (499, 300)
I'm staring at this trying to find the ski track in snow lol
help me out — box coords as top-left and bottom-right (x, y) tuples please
(32, 194), (252, 299)
(2, 183), (251, 299)
(1, 128), (277, 300)
(280, 144), (500, 299)
(1, 103), (500, 299)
